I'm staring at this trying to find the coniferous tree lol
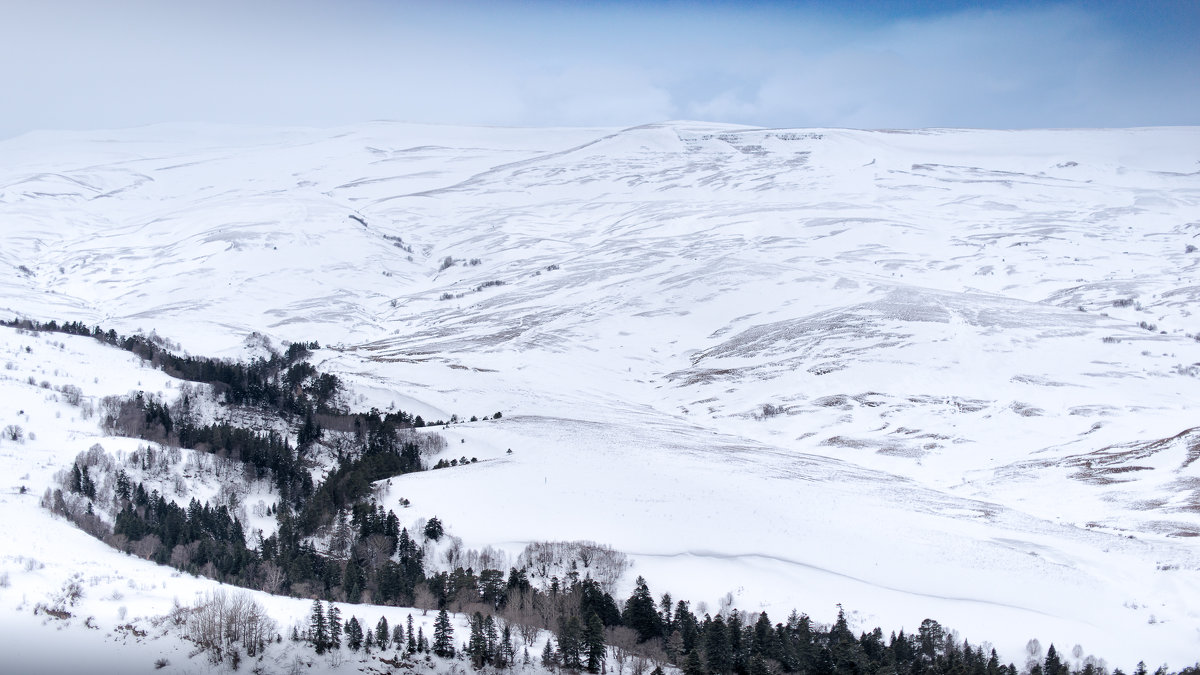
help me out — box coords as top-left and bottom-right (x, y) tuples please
(328, 603), (342, 650)
(310, 599), (328, 654)
(484, 615), (499, 664)
(376, 616), (390, 650)
(392, 624), (405, 651)
(542, 639), (560, 670)
(424, 516), (444, 541)
(622, 576), (661, 642)
(433, 609), (455, 657)
(705, 614), (732, 675)
(469, 612), (489, 668)
(501, 622), (516, 668)
(1044, 646), (1065, 675)
(557, 615), (584, 670)
(584, 613), (607, 673)
(346, 616), (364, 651)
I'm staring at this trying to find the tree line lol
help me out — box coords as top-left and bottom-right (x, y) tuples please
(19, 318), (1197, 675)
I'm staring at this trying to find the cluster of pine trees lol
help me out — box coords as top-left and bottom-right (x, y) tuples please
(109, 481), (255, 579)
(301, 600), (446, 658)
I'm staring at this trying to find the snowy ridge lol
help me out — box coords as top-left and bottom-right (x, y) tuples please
(2, 121), (1200, 669)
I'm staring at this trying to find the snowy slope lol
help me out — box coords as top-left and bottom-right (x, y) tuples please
(2, 121), (1200, 668)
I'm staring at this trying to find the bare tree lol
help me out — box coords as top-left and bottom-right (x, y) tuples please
(188, 589), (278, 663)
(3, 424), (24, 442)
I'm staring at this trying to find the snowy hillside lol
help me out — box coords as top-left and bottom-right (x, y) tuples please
(2, 121), (1200, 670)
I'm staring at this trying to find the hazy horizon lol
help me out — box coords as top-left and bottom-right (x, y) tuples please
(2, 0), (1197, 140)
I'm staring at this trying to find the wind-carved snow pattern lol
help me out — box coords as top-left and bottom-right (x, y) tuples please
(2, 121), (1200, 668)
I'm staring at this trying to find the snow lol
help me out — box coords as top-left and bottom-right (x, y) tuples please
(2, 121), (1200, 670)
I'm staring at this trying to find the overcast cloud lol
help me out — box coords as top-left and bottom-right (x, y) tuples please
(1, 0), (1196, 138)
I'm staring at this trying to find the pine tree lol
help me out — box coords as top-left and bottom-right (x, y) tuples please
(501, 623), (516, 668)
(584, 613), (607, 673)
(433, 609), (455, 657)
(469, 612), (489, 668)
(660, 593), (674, 628)
(327, 602), (341, 650)
(346, 616), (364, 651)
(557, 615), (583, 670)
(622, 576), (661, 642)
(424, 516), (444, 541)
(705, 614), (732, 675)
(376, 616), (391, 650)
(1045, 646), (1063, 675)
(484, 615), (499, 665)
(310, 599), (328, 654)
(542, 639), (560, 670)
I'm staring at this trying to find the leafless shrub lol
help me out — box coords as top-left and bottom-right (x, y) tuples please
(54, 573), (85, 610)
(188, 589), (278, 662)
(3, 424), (24, 442)
(60, 384), (83, 406)
(518, 541), (629, 593)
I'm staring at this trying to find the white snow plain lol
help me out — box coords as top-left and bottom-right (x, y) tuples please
(2, 121), (1200, 671)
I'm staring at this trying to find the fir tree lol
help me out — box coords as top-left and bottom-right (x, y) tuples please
(424, 516), (444, 541)
(584, 613), (607, 673)
(705, 614), (732, 675)
(327, 602), (341, 650)
(622, 576), (661, 642)
(1045, 646), (1065, 675)
(433, 609), (455, 657)
(484, 615), (499, 665)
(346, 616), (364, 651)
(310, 599), (328, 654)
(469, 612), (489, 668)
(376, 616), (390, 650)
(542, 639), (560, 670)
(557, 615), (583, 670)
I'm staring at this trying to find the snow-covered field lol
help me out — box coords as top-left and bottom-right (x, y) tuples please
(2, 121), (1200, 671)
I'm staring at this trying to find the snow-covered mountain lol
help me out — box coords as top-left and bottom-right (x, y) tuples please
(2, 121), (1200, 670)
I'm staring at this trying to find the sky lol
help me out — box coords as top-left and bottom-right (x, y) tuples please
(1, 0), (1197, 138)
